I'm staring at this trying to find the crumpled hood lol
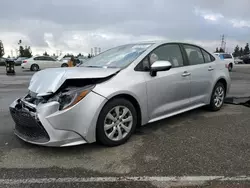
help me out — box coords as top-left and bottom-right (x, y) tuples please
(28, 67), (120, 96)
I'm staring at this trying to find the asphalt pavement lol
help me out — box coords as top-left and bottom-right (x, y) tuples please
(0, 65), (250, 188)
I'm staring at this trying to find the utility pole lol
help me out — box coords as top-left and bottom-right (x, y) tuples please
(91, 48), (93, 56)
(220, 34), (226, 52)
(94, 47), (98, 56)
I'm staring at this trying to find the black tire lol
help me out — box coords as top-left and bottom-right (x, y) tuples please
(96, 98), (137, 146)
(208, 82), (225, 111)
(30, 64), (39, 71)
(228, 63), (233, 72)
(61, 63), (68, 67)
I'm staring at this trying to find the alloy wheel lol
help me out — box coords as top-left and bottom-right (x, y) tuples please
(104, 106), (133, 141)
(213, 86), (224, 108)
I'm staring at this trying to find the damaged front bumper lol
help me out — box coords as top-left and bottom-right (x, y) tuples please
(9, 91), (107, 147)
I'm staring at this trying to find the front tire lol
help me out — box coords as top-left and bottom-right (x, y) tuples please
(208, 82), (225, 111)
(30, 64), (39, 71)
(96, 98), (137, 146)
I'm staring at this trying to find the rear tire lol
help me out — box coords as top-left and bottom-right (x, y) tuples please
(30, 64), (39, 71)
(61, 63), (68, 67)
(96, 98), (137, 147)
(208, 82), (225, 111)
(228, 63), (233, 72)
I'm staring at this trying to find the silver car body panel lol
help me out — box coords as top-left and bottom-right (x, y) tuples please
(10, 91), (107, 146)
(10, 41), (231, 146)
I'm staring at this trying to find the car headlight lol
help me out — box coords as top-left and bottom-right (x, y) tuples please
(49, 85), (95, 110)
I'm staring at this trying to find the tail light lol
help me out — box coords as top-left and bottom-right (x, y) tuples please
(23, 60), (27, 63)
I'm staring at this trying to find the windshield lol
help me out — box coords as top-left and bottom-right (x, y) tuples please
(80, 43), (153, 68)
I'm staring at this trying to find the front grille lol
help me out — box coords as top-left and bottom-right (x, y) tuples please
(10, 107), (50, 143)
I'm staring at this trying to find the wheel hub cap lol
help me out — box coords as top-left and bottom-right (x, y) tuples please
(104, 106), (133, 141)
(214, 86), (224, 108)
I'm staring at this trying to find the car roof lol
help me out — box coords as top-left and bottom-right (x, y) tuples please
(125, 40), (211, 51)
(129, 40), (202, 45)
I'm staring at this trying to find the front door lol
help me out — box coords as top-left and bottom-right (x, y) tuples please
(145, 44), (191, 122)
(34, 57), (45, 69)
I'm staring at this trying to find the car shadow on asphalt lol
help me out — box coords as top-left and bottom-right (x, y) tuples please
(16, 100), (250, 153)
(224, 97), (250, 107)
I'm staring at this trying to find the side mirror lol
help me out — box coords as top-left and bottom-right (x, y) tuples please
(150, 60), (172, 76)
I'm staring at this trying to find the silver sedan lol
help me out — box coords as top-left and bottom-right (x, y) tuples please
(9, 41), (231, 147)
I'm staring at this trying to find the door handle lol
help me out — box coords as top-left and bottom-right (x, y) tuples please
(182, 71), (191, 77)
(208, 67), (214, 71)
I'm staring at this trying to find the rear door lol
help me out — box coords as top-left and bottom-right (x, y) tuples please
(33, 57), (45, 69)
(44, 56), (58, 68)
(182, 44), (216, 106)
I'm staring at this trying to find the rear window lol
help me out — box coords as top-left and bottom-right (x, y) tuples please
(219, 54), (232, 59)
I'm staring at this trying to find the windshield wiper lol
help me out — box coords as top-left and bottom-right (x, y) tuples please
(82, 65), (119, 68)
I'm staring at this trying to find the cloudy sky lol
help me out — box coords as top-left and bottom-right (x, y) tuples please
(1, 0), (250, 56)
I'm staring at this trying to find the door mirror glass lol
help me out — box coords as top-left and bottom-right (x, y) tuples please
(150, 60), (172, 76)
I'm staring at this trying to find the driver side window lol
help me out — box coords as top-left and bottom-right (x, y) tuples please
(151, 44), (184, 68)
(135, 44), (184, 71)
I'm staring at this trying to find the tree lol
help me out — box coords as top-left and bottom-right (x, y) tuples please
(243, 43), (250, 55)
(19, 46), (25, 57)
(21, 46), (32, 58)
(239, 47), (244, 57)
(219, 47), (225, 53)
(215, 47), (219, 53)
(88, 53), (91, 58)
(233, 45), (240, 57)
(77, 53), (82, 57)
(0, 40), (4, 57)
(53, 53), (56, 57)
(43, 51), (49, 56)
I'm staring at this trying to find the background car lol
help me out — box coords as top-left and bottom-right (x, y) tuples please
(14, 57), (28, 66)
(234, 57), (244, 64)
(0, 57), (7, 66)
(61, 57), (71, 64)
(214, 53), (235, 71)
(21, 56), (68, 71)
(240, 54), (250, 64)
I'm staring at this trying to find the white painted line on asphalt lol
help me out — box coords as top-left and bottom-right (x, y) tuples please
(0, 176), (250, 185)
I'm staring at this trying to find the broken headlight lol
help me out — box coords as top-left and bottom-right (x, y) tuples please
(48, 85), (95, 110)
